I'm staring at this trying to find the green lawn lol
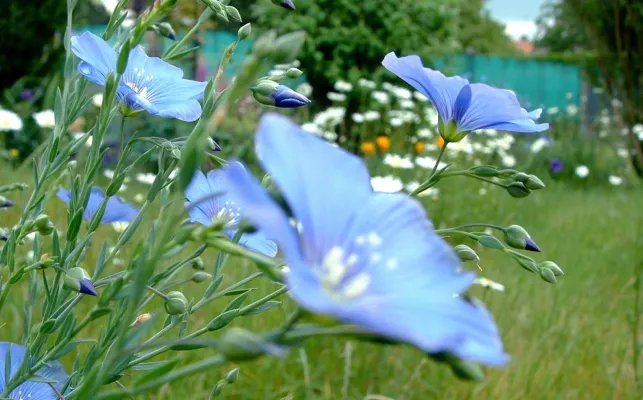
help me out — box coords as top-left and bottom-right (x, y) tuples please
(1, 164), (641, 399)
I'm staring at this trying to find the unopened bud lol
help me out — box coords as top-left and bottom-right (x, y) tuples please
(454, 244), (479, 262)
(192, 271), (211, 283)
(285, 68), (303, 78)
(207, 137), (222, 151)
(203, 0), (223, 12)
(511, 172), (529, 182)
(468, 165), (498, 177)
(0, 196), (13, 208)
(539, 267), (557, 284)
(191, 257), (205, 271)
(225, 368), (239, 383)
(539, 261), (564, 276)
(39, 254), (55, 269)
(63, 267), (98, 296)
(238, 23), (251, 40)
(504, 225), (540, 252)
(34, 214), (55, 236)
(225, 6), (242, 23)
(164, 291), (188, 315)
(505, 182), (531, 198)
(130, 313), (153, 327)
(252, 80), (279, 96)
(271, 0), (295, 10)
(151, 22), (177, 40)
(515, 257), (538, 273)
(524, 174), (545, 190)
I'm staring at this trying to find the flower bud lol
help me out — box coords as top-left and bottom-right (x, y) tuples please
(285, 68), (303, 78)
(539, 261), (564, 276)
(207, 137), (222, 151)
(504, 225), (540, 252)
(151, 22), (177, 40)
(238, 23), (251, 40)
(524, 174), (545, 190)
(164, 291), (188, 315)
(130, 313), (153, 327)
(217, 328), (267, 361)
(253, 83), (310, 108)
(468, 165), (498, 177)
(271, 0), (295, 10)
(39, 254), (56, 269)
(63, 267), (98, 296)
(454, 244), (479, 262)
(34, 214), (55, 236)
(0, 196), (13, 208)
(539, 266), (557, 284)
(191, 271), (211, 283)
(225, 6), (242, 23)
(203, 0), (223, 12)
(225, 368), (239, 383)
(505, 182), (531, 198)
(252, 80), (279, 96)
(511, 172), (529, 182)
(191, 257), (205, 271)
(516, 258), (538, 273)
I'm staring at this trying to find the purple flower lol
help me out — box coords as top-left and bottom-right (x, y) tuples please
(382, 53), (548, 141)
(550, 159), (564, 173)
(57, 187), (139, 223)
(0, 342), (69, 399)
(20, 89), (34, 101)
(71, 32), (207, 122)
(221, 113), (508, 365)
(252, 82), (311, 109)
(184, 167), (278, 257)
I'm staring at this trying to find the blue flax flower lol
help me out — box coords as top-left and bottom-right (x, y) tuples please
(270, 85), (311, 108)
(185, 167), (278, 257)
(57, 187), (139, 224)
(382, 52), (548, 141)
(71, 32), (207, 122)
(0, 342), (69, 399)
(221, 113), (508, 365)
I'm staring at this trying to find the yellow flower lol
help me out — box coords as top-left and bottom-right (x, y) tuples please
(435, 136), (445, 149)
(376, 136), (390, 152)
(360, 141), (376, 156)
(8, 148), (19, 158)
(415, 141), (425, 153)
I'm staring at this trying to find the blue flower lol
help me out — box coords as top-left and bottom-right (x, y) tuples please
(0, 197), (13, 208)
(0, 342), (69, 399)
(382, 53), (548, 141)
(71, 32), (207, 122)
(221, 113), (508, 366)
(184, 167), (278, 257)
(57, 187), (139, 224)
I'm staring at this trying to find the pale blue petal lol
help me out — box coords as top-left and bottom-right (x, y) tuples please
(71, 32), (117, 86)
(184, 169), (223, 222)
(148, 98), (204, 122)
(0, 342), (68, 398)
(237, 231), (279, 257)
(484, 119), (549, 133)
(254, 113), (372, 263)
(456, 83), (547, 133)
(222, 161), (302, 263)
(382, 52), (468, 122)
(103, 195), (139, 223)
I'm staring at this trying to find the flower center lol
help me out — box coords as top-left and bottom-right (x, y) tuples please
(125, 68), (155, 99)
(213, 200), (242, 227)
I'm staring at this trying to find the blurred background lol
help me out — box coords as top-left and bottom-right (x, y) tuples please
(1, 0), (642, 398)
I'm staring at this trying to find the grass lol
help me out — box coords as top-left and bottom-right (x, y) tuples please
(0, 162), (641, 399)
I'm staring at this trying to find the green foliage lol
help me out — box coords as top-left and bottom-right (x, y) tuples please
(457, 0), (517, 55)
(0, 0), (67, 92)
(252, 0), (461, 102)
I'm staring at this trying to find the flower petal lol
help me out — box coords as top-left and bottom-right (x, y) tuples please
(237, 231), (279, 257)
(456, 84), (548, 133)
(222, 160), (302, 263)
(254, 113), (372, 263)
(71, 32), (117, 86)
(382, 52), (468, 122)
(0, 342), (69, 397)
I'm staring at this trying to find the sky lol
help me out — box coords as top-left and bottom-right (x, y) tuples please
(486, 0), (548, 40)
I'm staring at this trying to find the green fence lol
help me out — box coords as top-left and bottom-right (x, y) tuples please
(80, 26), (583, 111)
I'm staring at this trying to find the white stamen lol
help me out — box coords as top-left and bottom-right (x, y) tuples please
(367, 232), (382, 246)
(343, 273), (371, 298)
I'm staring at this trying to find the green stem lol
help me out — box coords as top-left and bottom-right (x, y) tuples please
(239, 286), (288, 314)
(429, 142), (448, 179)
(447, 223), (505, 232)
(145, 285), (168, 300)
(192, 271), (263, 313)
(208, 238), (283, 282)
(119, 116), (127, 155)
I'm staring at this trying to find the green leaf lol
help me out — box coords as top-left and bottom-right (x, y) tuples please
(207, 309), (239, 331)
(50, 339), (97, 360)
(133, 359), (179, 387)
(224, 288), (251, 297)
(242, 301), (281, 316)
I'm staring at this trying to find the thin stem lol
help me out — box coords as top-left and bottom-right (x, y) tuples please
(429, 142), (448, 179)
(119, 116), (127, 155)
(239, 285), (288, 314)
(447, 223), (505, 232)
(208, 238), (283, 282)
(192, 271), (263, 313)
(145, 285), (168, 300)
